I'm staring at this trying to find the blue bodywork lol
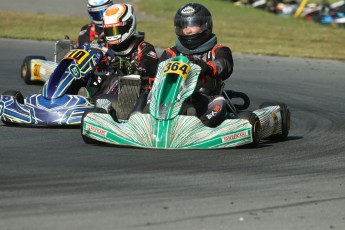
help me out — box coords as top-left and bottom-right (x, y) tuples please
(0, 47), (104, 126)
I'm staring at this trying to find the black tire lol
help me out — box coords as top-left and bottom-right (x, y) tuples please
(259, 102), (290, 141)
(1, 90), (24, 126)
(2, 90), (24, 104)
(81, 107), (107, 144)
(236, 111), (261, 147)
(21, 56), (47, 84)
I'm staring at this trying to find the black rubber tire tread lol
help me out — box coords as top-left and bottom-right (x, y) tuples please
(21, 56), (47, 84)
(1, 90), (25, 126)
(236, 111), (261, 147)
(81, 107), (107, 145)
(2, 90), (24, 104)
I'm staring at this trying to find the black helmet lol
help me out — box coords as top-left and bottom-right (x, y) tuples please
(174, 3), (213, 49)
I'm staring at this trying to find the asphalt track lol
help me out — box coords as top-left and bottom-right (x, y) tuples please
(1, 1), (345, 229)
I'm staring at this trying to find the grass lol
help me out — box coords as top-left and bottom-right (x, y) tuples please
(0, 11), (89, 41)
(1, 0), (345, 60)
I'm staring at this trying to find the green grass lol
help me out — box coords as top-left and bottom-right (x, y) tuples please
(0, 11), (89, 41)
(1, 0), (345, 60)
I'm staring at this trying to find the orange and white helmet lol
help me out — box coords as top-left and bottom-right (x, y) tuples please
(103, 4), (136, 45)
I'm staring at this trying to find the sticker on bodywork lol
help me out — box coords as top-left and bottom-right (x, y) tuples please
(65, 49), (89, 64)
(33, 62), (41, 80)
(163, 61), (190, 80)
(222, 131), (249, 143)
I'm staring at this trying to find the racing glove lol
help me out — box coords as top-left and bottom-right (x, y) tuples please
(193, 59), (215, 83)
(90, 37), (105, 45)
(194, 59), (210, 75)
(109, 56), (133, 75)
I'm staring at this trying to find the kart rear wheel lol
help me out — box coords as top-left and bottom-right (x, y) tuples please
(81, 107), (107, 145)
(21, 56), (47, 85)
(259, 102), (290, 141)
(237, 111), (261, 147)
(1, 90), (24, 126)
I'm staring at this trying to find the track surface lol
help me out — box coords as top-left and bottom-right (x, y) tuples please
(1, 38), (345, 230)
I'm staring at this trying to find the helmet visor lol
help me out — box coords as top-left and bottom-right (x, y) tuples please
(104, 24), (131, 44)
(175, 16), (211, 36)
(104, 18), (133, 37)
(104, 25), (120, 37)
(88, 9), (106, 23)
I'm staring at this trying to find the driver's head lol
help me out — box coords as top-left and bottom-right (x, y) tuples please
(87, 0), (113, 28)
(174, 3), (213, 49)
(103, 4), (136, 49)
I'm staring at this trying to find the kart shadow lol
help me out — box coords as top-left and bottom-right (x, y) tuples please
(90, 142), (182, 151)
(237, 135), (303, 149)
(90, 136), (303, 150)
(264, 135), (303, 144)
(0, 123), (80, 129)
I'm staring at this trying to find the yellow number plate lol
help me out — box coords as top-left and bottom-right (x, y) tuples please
(65, 49), (89, 64)
(163, 61), (190, 80)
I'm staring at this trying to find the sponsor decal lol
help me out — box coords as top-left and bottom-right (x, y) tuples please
(222, 131), (248, 142)
(106, 35), (121, 44)
(261, 121), (270, 131)
(181, 6), (195, 15)
(272, 112), (279, 134)
(104, 4), (126, 24)
(33, 62), (41, 80)
(176, 94), (181, 102)
(86, 124), (107, 136)
(147, 51), (158, 59)
(79, 29), (87, 36)
(206, 111), (217, 119)
(68, 64), (81, 79)
(206, 105), (221, 119)
(214, 104), (221, 112)
(105, 5), (120, 16)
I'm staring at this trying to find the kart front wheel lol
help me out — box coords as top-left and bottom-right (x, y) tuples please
(2, 90), (24, 104)
(259, 102), (290, 141)
(21, 56), (47, 85)
(237, 111), (261, 147)
(81, 107), (107, 145)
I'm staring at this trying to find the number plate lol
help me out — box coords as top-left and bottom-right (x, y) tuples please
(163, 61), (190, 80)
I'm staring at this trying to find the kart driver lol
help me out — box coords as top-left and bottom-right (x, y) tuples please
(95, 3), (158, 95)
(77, 0), (113, 47)
(159, 2), (234, 127)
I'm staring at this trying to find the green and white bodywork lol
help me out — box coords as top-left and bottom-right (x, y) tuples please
(81, 56), (289, 149)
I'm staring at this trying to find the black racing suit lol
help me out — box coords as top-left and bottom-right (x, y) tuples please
(97, 33), (158, 96)
(159, 38), (234, 127)
(77, 23), (103, 47)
